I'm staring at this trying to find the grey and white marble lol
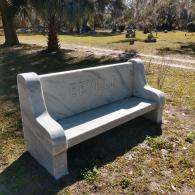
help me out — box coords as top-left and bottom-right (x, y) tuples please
(39, 63), (134, 120)
(17, 59), (165, 180)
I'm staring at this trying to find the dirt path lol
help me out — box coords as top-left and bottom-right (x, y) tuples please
(60, 43), (195, 70)
(140, 53), (195, 70)
(21, 39), (195, 70)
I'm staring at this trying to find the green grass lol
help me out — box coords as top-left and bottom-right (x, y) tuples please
(0, 45), (194, 194)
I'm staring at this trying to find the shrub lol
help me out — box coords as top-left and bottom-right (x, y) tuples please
(187, 21), (195, 32)
(185, 132), (195, 143)
(156, 62), (170, 90)
(145, 58), (152, 75)
(178, 157), (193, 168)
(119, 177), (131, 189)
(147, 137), (173, 151)
(81, 165), (99, 184)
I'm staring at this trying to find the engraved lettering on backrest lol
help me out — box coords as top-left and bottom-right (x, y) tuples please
(70, 75), (118, 97)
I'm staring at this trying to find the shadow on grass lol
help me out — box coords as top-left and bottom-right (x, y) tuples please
(60, 31), (122, 37)
(0, 44), (119, 98)
(157, 42), (195, 56)
(0, 118), (162, 195)
(17, 32), (122, 38)
(110, 38), (144, 44)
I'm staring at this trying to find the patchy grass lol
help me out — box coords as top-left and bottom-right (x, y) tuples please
(0, 45), (194, 194)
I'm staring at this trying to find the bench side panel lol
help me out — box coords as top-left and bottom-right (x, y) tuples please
(130, 58), (165, 123)
(39, 63), (133, 120)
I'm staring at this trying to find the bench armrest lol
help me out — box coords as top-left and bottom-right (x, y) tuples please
(35, 113), (67, 154)
(17, 73), (67, 155)
(130, 58), (165, 107)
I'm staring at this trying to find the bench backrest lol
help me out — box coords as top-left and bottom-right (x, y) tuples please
(39, 62), (134, 120)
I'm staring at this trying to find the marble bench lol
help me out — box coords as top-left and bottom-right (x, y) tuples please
(17, 59), (165, 179)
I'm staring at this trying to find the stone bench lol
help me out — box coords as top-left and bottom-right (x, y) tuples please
(17, 59), (165, 179)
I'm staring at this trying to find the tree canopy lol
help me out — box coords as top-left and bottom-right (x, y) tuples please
(0, 0), (195, 49)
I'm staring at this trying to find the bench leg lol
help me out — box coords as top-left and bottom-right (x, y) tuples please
(143, 107), (163, 124)
(23, 125), (68, 180)
(51, 150), (69, 180)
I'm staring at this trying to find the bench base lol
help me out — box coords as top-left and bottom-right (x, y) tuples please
(23, 124), (68, 179)
(143, 107), (163, 124)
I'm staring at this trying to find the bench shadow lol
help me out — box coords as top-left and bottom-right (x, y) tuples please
(0, 118), (161, 195)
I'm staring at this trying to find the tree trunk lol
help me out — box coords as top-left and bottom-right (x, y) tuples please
(93, 19), (96, 32)
(112, 22), (117, 33)
(76, 21), (80, 33)
(47, 17), (60, 52)
(0, 0), (19, 46)
(82, 15), (89, 32)
(93, 13), (96, 31)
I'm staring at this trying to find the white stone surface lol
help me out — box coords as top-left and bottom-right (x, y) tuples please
(39, 62), (134, 120)
(17, 59), (165, 180)
(59, 97), (157, 148)
(130, 59), (165, 123)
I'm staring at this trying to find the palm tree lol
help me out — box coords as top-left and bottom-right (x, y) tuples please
(30, 0), (67, 52)
(0, 0), (27, 46)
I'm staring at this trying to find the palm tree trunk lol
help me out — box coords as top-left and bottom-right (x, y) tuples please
(0, 0), (19, 46)
(47, 16), (60, 52)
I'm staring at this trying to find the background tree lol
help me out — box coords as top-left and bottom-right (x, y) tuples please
(65, 0), (94, 33)
(30, 0), (67, 52)
(156, 0), (178, 30)
(0, 0), (27, 46)
(127, 0), (195, 31)
(108, 0), (126, 32)
(93, 0), (110, 31)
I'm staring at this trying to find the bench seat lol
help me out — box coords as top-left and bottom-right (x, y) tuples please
(58, 97), (157, 148)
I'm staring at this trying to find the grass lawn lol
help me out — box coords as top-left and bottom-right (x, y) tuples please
(0, 45), (194, 194)
(1, 31), (195, 59)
